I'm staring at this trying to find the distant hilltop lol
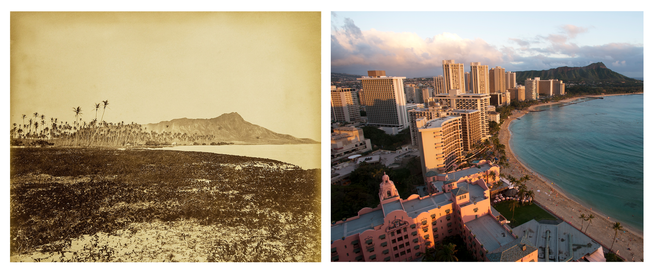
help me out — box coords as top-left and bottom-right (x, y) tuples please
(515, 62), (639, 83)
(145, 112), (318, 145)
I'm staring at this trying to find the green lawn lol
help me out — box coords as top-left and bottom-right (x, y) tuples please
(492, 202), (557, 227)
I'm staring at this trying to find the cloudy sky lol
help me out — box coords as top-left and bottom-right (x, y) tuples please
(11, 12), (321, 141)
(331, 12), (643, 79)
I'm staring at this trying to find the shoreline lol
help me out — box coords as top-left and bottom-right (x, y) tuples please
(499, 93), (643, 261)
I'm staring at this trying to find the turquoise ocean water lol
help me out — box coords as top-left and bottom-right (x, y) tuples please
(509, 94), (643, 231)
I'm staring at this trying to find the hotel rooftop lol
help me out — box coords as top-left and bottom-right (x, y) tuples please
(512, 219), (604, 262)
(467, 214), (514, 252)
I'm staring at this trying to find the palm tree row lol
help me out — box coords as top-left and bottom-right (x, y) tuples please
(11, 101), (217, 147)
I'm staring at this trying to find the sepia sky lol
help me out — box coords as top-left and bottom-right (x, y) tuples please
(11, 12), (321, 141)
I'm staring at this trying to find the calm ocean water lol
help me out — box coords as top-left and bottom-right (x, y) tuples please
(158, 144), (321, 170)
(509, 94), (643, 231)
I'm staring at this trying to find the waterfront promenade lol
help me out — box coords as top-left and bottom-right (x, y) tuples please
(499, 94), (643, 262)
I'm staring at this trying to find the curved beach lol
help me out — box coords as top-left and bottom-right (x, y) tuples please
(499, 94), (643, 262)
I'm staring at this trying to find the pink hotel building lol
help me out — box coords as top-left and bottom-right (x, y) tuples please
(331, 161), (539, 262)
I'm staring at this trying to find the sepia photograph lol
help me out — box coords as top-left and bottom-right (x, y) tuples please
(10, 12), (320, 262)
(330, 11), (643, 262)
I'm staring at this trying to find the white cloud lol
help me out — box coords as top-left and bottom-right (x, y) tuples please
(332, 18), (503, 76)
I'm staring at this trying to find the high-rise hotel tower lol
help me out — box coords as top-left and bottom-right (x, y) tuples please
(470, 62), (489, 94)
(358, 70), (408, 130)
(442, 60), (466, 93)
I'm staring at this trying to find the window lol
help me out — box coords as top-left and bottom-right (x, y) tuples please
(424, 235), (429, 239)
(392, 239), (396, 244)
(379, 234), (386, 239)
(397, 237), (403, 242)
(383, 249), (389, 254)
(381, 242), (387, 247)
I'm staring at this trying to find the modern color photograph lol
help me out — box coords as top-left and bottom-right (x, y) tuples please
(330, 11), (642, 262)
(10, 12), (321, 262)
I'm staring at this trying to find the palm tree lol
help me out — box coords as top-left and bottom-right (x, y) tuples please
(73, 106), (82, 146)
(435, 243), (458, 262)
(509, 199), (519, 221)
(21, 114), (26, 138)
(584, 214), (595, 234)
(579, 214), (587, 230)
(100, 100), (109, 125)
(610, 222), (623, 251)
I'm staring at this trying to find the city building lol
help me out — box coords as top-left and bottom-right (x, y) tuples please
(433, 75), (445, 95)
(405, 84), (416, 103)
(553, 80), (566, 96)
(489, 92), (511, 106)
(442, 60), (466, 93)
(331, 126), (372, 160)
(464, 72), (471, 92)
(408, 99), (446, 147)
(447, 109), (482, 152)
(420, 88), (431, 103)
(487, 111), (500, 123)
(488, 66), (506, 93)
(524, 78), (539, 100)
(434, 89), (491, 139)
(505, 71), (516, 89)
(470, 62), (489, 94)
(416, 116), (463, 174)
(538, 79), (554, 97)
(358, 70), (409, 132)
(331, 86), (362, 123)
(509, 85), (526, 102)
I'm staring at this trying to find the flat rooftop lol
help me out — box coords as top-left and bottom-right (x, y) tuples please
(418, 115), (461, 130)
(404, 193), (451, 218)
(331, 209), (386, 240)
(382, 200), (404, 217)
(467, 214), (514, 252)
(467, 182), (486, 203)
(447, 164), (492, 182)
(512, 220), (603, 262)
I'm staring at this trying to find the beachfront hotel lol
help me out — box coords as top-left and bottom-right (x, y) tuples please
(416, 116), (463, 174)
(434, 88), (491, 139)
(358, 70), (408, 134)
(331, 161), (543, 262)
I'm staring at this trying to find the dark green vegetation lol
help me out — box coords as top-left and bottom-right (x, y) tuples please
(515, 62), (638, 83)
(492, 202), (557, 228)
(362, 126), (410, 151)
(331, 157), (422, 221)
(604, 252), (624, 262)
(423, 235), (476, 262)
(10, 148), (320, 261)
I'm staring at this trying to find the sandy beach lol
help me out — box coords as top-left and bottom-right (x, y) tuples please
(498, 93), (643, 262)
